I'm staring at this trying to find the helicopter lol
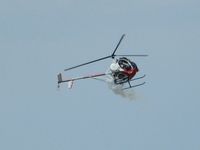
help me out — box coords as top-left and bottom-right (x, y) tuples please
(57, 34), (147, 90)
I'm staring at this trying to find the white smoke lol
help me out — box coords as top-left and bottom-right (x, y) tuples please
(92, 67), (138, 100)
(104, 74), (137, 100)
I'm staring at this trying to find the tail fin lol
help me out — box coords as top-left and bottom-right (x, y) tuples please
(57, 73), (62, 84)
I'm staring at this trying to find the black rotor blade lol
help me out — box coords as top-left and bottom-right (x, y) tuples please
(64, 55), (112, 71)
(64, 34), (126, 71)
(114, 54), (148, 57)
(111, 34), (126, 58)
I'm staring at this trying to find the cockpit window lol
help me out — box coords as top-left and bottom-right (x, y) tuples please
(118, 58), (131, 70)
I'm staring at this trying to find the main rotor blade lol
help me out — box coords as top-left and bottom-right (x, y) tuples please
(114, 54), (148, 57)
(111, 34), (126, 58)
(64, 34), (127, 71)
(64, 55), (112, 71)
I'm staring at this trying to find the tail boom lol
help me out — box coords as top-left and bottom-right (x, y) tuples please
(57, 73), (107, 89)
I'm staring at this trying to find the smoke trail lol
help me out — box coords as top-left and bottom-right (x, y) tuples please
(105, 74), (137, 100)
(93, 68), (138, 100)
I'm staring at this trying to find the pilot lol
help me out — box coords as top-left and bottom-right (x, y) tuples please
(110, 62), (123, 73)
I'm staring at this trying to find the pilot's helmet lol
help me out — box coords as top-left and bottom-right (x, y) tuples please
(110, 63), (120, 72)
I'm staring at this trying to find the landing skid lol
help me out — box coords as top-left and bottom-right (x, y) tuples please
(122, 75), (146, 90)
(130, 74), (146, 81)
(123, 82), (146, 90)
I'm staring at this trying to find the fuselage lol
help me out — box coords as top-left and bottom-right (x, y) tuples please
(110, 57), (138, 84)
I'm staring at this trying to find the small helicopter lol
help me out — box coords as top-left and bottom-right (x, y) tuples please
(57, 34), (147, 90)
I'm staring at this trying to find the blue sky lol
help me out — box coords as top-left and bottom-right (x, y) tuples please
(0, 0), (200, 150)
